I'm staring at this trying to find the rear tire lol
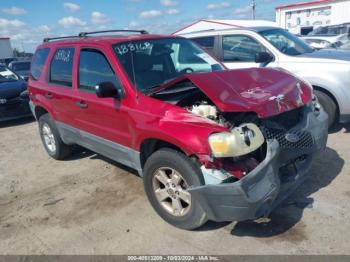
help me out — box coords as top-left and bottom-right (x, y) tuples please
(314, 90), (337, 128)
(39, 114), (72, 160)
(143, 148), (207, 230)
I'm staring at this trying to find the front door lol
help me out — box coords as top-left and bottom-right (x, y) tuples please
(71, 47), (137, 168)
(219, 34), (276, 69)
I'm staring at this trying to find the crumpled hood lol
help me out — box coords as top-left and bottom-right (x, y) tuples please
(182, 68), (312, 118)
(297, 49), (350, 62)
(0, 80), (27, 100)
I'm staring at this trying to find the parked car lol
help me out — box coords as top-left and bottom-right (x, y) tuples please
(309, 23), (350, 36)
(0, 58), (17, 66)
(8, 60), (31, 81)
(300, 23), (350, 50)
(301, 36), (345, 49)
(178, 27), (350, 127)
(0, 65), (31, 122)
(338, 40), (350, 50)
(28, 30), (328, 230)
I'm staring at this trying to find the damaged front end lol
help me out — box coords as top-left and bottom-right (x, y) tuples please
(190, 105), (328, 222)
(151, 69), (328, 222)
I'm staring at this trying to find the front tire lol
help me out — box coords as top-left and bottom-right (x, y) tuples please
(314, 90), (337, 128)
(39, 114), (72, 160)
(143, 148), (207, 230)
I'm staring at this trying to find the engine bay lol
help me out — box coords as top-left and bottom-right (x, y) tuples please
(151, 81), (260, 129)
(151, 81), (269, 183)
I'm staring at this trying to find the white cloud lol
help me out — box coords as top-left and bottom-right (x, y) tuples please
(139, 10), (162, 18)
(91, 11), (109, 24)
(0, 18), (41, 52)
(58, 16), (86, 28)
(160, 0), (177, 7)
(128, 21), (139, 28)
(0, 18), (26, 28)
(38, 25), (51, 33)
(1, 7), (27, 16)
(233, 6), (251, 16)
(63, 2), (80, 12)
(166, 9), (179, 15)
(207, 2), (230, 10)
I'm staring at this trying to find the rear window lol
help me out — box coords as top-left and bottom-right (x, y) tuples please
(191, 37), (215, 52)
(50, 47), (75, 87)
(30, 48), (50, 80)
(12, 62), (30, 71)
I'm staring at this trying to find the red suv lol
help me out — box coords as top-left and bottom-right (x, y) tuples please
(28, 30), (328, 230)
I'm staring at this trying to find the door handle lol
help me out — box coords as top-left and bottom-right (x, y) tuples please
(44, 92), (53, 99)
(75, 100), (88, 109)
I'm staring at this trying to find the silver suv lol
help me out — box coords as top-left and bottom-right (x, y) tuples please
(177, 27), (350, 127)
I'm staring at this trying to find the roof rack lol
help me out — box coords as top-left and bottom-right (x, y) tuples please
(43, 35), (80, 43)
(78, 29), (149, 37)
(43, 29), (149, 43)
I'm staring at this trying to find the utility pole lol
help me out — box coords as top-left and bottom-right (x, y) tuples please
(251, 0), (256, 20)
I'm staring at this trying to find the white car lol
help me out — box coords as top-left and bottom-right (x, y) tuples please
(301, 34), (349, 49)
(177, 27), (350, 127)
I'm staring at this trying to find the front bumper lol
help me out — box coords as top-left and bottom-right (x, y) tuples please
(189, 107), (328, 222)
(0, 97), (32, 122)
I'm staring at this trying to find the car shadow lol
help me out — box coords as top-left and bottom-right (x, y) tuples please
(64, 147), (95, 161)
(89, 153), (140, 177)
(329, 122), (350, 134)
(198, 147), (344, 236)
(0, 116), (34, 128)
(64, 144), (344, 236)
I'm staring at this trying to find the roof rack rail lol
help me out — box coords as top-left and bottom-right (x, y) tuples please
(78, 29), (149, 37)
(43, 35), (80, 43)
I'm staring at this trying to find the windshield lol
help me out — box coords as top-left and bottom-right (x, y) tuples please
(12, 62), (30, 71)
(0, 67), (19, 83)
(260, 29), (314, 56)
(113, 38), (223, 92)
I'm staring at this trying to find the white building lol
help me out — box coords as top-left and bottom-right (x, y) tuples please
(172, 19), (277, 35)
(0, 37), (13, 60)
(276, 0), (350, 35)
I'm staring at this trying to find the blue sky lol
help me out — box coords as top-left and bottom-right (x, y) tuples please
(0, 0), (309, 52)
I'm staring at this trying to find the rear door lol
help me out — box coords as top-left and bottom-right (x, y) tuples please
(46, 46), (77, 126)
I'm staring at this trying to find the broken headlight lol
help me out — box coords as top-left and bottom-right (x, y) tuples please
(208, 123), (265, 158)
(311, 94), (321, 116)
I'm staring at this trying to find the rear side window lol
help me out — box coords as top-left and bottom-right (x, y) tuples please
(79, 49), (120, 92)
(50, 48), (75, 87)
(30, 48), (50, 80)
(192, 37), (215, 52)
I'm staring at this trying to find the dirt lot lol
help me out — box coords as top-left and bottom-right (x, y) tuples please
(0, 118), (349, 255)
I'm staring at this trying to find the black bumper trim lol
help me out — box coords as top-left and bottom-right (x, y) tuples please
(0, 99), (32, 122)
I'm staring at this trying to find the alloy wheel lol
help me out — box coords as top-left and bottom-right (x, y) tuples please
(152, 167), (191, 217)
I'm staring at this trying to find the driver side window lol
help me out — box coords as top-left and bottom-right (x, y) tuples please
(79, 48), (121, 93)
(222, 35), (267, 62)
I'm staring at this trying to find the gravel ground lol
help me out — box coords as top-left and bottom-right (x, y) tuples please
(0, 118), (349, 255)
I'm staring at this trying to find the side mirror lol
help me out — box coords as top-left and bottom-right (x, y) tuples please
(95, 82), (124, 99)
(255, 52), (273, 65)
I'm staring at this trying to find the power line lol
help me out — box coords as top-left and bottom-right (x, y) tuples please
(250, 0), (257, 20)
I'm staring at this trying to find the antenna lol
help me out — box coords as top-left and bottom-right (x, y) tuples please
(250, 0), (257, 20)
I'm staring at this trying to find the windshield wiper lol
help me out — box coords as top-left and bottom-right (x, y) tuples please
(144, 77), (177, 96)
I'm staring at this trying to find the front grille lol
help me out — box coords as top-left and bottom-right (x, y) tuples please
(261, 127), (314, 149)
(262, 107), (303, 130)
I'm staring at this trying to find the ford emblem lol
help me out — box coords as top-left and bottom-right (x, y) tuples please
(0, 98), (7, 105)
(285, 133), (300, 143)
